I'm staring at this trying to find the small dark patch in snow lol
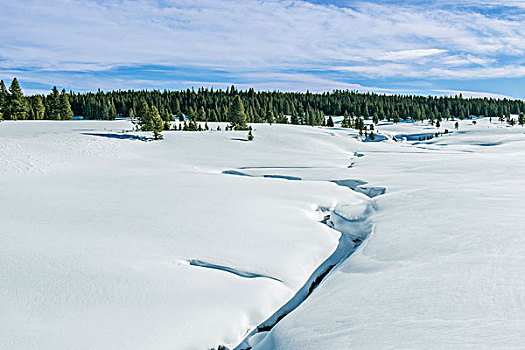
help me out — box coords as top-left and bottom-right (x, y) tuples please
(222, 170), (253, 177)
(262, 174), (302, 181)
(239, 166), (315, 169)
(355, 186), (387, 198)
(222, 170), (301, 181)
(476, 142), (502, 147)
(231, 137), (249, 142)
(188, 259), (282, 283)
(82, 132), (150, 142)
(331, 179), (367, 190)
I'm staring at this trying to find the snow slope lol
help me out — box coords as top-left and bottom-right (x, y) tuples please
(2, 118), (525, 349)
(253, 118), (525, 349)
(0, 120), (367, 349)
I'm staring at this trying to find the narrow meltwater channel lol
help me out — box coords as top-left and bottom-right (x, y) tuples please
(214, 164), (385, 350)
(230, 200), (378, 350)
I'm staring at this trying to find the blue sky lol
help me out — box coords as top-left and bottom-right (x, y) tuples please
(1, 0), (525, 98)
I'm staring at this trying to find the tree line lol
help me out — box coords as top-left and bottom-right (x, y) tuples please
(1, 77), (525, 126)
(0, 79), (73, 121)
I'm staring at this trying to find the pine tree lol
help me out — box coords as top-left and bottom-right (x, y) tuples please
(228, 95), (247, 130)
(150, 106), (164, 139)
(198, 106), (207, 121)
(109, 101), (117, 119)
(45, 87), (61, 120)
(7, 78), (28, 120)
(160, 109), (172, 121)
(100, 102), (110, 120)
(59, 89), (74, 120)
(247, 129), (254, 141)
(172, 99), (181, 117)
(341, 116), (348, 128)
(327, 116), (334, 127)
(393, 113), (400, 124)
(209, 109), (218, 122)
(267, 111), (274, 125)
(137, 102), (153, 131)
(0, 80), (8, 119)
(32, 95), (45, 120)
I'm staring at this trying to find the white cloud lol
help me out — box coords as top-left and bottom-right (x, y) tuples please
(376, 49), (447, 61)
(1, 0), (525, 92)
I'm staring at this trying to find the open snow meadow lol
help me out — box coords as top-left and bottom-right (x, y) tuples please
(2, 118), (525, 349)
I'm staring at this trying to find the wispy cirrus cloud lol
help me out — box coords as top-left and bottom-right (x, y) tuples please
(0, 0), (524, 97)
(376, 49), (447, 61)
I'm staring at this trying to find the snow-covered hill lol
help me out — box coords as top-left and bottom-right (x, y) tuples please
(1, 118), (525, 349)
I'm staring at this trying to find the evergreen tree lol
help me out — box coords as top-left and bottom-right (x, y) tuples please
(228, 95), (247, 130)
(45, 87), (61, 120)
(58, 89), (74, 120)
(140, 105), (164, 139)
(160, 109), (172, 121)
(327, 116), (334, 127)
(341, 116), (348, 128)
(32, 95), (45, 120)
(276, 113), (289, 124)
(151, 106), (164, 135)
(137, 102), (153, 131)
(172, 99), (181, 116)
(7, 78), (28, 120)
(247, 129), (254, 141)
(209, 109), (218, 122)
(198, 106), (207, 121)
(267, 111), (274, 125)
(0, 80), (8, 119)
(109, 101), (117, 119)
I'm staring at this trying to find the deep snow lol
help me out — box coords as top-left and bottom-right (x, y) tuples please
(1, 118), (525, 349)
